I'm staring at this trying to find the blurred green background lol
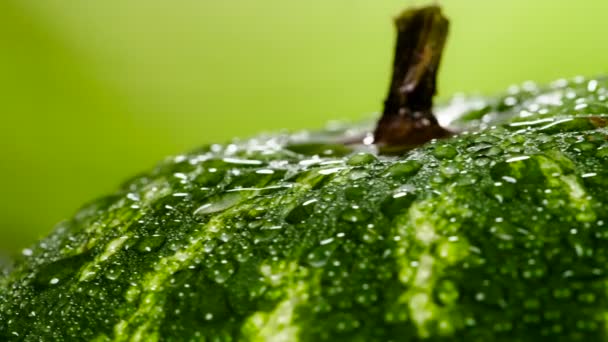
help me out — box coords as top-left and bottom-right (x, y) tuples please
(1, 0), (607, 256)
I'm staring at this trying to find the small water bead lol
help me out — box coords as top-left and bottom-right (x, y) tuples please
(233, 241), (253, 263)
(382, 190), (416, 217)
(134, 234), (166, 254)
(433, 145), (458, 159)
(384, 303), (409, 323)
(126, 193), (140, 201)
(285, 198), (318, 224)
(222, 157), (263, 166)
(332, 313), (360, 333)
(355, 286), (378, 306)
(436, 238), (470, 265)
(340, 205), (370, 223)
(348, 169), (369, 180)
(473, 157), (491, 167)
(194, 192), (247, 215)
(195, 167), (225, 187)
(386, 160), (422, 179)
(285, 142), (352, 157)
(207, 259), (236, 284)
(307, 243), (336, 268)
(203, 238), (218, 253)
(466, 142), (493, 153)
(344, 185), (365, 201)
(485, 146), (503, 156)
(440, 163), (459, 178)
(104, 264), (124, 281)
(252, 224), (283, 243)
(573, 139), (599, 154)
(346, 152), (377, 166)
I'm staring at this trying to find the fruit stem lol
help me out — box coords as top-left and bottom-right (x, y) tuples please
(374, 5), (451, 148)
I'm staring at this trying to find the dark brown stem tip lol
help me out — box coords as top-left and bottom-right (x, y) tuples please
(374, 5), (451, 149)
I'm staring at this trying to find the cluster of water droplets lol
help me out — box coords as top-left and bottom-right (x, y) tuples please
(2, 76), (608, 341)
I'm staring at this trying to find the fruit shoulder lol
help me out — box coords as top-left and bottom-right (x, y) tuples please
(1, 76), (608, 341)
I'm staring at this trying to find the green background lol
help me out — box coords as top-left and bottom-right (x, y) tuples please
(1, 0), (607, 256)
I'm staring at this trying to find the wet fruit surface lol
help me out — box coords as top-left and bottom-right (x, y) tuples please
(2, 76), (608, 341)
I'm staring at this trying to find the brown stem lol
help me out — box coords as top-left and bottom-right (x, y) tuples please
(373, 5), (451, 148)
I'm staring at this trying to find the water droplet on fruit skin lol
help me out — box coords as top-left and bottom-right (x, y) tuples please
(134, 234), (166, 254)
(105, 265), (124, 281)
(285, 198), (318, 224)
(307, 243), (336, 268)
(252, 224), (283, 243)
(433, 145), (458, 159)
(194, 192), (248, 215)
(206, 259), (236, 284)
(347, 152), (377, 166)
(381, 191), (416, 217)
(386, 160), (422, 179)
(340, 205), (370, 223)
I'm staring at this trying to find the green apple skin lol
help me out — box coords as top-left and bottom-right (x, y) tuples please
(2, 76), (608, 341)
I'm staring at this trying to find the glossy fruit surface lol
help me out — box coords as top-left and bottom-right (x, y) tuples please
(2, 76), (608, 341)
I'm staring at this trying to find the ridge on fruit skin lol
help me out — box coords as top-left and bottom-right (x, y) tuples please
(1, 76), (608, 341)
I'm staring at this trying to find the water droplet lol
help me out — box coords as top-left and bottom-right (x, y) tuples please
(222, 157), (263, 166)
(194, 192), (247, 215)
(32, 252), (93, 289)
(433, 145), (458, 159)
(318, 167), (345, 175)
(340, 205), (370, 223)
(344, 185), (365, 201)
(285, 198), (318, 224)
(134, 234), (166, 254)
(208, 259), (236, 284)
(127, 193), (140, 201)
(332, 313), (360, 333)
(436, 238), (469, 264)
(506, 155), (530, 163)
(348, 169), (370, 180)
(386, 160), (422, 179)
(233, 241), (253, 263)
(307, 243), (336, 268)
(105, 265), (123, 281)
(587, 79), (599, 92)
(347, 152), (377, 166)
(252, 224), (283, 243)
(381, 191), (416, 217)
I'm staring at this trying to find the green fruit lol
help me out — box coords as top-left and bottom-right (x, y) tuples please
(3, 3), (608, 341)
(2, 75), (608, 341)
